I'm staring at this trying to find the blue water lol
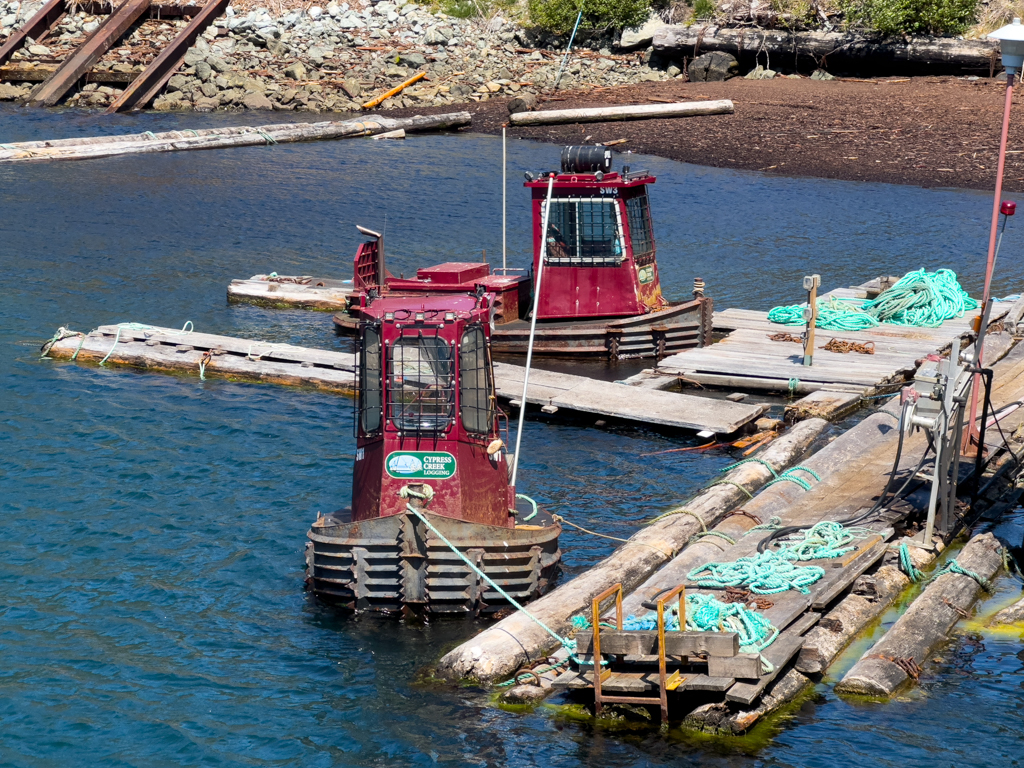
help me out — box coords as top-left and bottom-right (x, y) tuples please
(3, 104), (1024, 766)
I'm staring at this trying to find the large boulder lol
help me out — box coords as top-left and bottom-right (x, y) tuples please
(619, 13), (667, 50)
(0, 83), (26, 100)
(242, 91), (273, 110)
(688, 51), (738, 82)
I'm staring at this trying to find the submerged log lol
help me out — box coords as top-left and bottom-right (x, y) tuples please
(992, 595), (1024, 624)
(652, 26), (1000, 77)
(836, 533), (1003, 697)
(435, 418), (828, 683)
(0, 112), (471, 163)
(507, 100), (734, 127)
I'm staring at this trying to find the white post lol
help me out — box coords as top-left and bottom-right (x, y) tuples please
(510, 174), (555, 489)
(502, 126), (507, 272)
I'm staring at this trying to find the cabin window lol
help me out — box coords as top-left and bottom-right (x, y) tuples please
(625, 190), (654, 262)
(543, 198), (624, 267)
(359, 324), (383, 435)
(459, 325), (494, 435)
(386, 332), (455, 433)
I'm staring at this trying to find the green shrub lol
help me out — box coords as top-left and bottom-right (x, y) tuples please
(840, 0), (979, 34)
(528, 0), (653, 33)
(691, 0), (716, 18)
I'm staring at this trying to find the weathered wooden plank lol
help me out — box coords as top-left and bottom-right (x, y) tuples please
(227, 277), (352, 310)
(708, 653), (762, 680)
(574, 630), (739, 657)
(725, 629), (808, 705)
(809, 531), (892, 611)
(492, 361), (765, 434)
(836, 533), (1003, 697)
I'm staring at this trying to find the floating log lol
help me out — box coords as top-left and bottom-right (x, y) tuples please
(0, 112), (472, 163)
(652, 25), (1000, 77)
(433, 417), (829, 684)
(836, 533), (1003, 697)
(796, 561), (920, 675)
(507, 100), (734, 127)
(991, 595), (1024, 624)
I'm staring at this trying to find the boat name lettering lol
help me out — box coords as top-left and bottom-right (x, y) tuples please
(385, 451), (457, 479)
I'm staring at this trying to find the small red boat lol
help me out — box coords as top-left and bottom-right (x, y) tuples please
(332, 147), (713, 360)
(306, 289), (562, 615)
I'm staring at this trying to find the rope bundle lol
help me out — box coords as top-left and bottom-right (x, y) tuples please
(768, 269), (978, 332)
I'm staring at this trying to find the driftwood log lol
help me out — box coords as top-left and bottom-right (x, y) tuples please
(992, 595), (1024, 624)
(434, 417), (828, 683)
(836, 532), (1003, 697)
(507, 100), (734, 127)
(652, 26), (1000, 77)
(0, 112), (471, 163)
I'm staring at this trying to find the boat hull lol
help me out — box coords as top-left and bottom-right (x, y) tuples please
(332, 297), (714, 360)
(306, 509), (562, 615)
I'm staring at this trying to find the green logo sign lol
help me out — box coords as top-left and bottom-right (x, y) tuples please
(637, 265), (655, 285)
(385, 451), (457, 479)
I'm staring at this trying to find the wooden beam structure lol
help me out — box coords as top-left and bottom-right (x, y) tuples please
(0, 0), (67, 69)
(25, 0), (151, 108)
(107, 0), (229, 113)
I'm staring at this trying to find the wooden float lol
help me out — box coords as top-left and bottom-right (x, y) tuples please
(448, 336), (1024, 727)
(653, 278), (1010, 396)
(41, 323), (765, 435)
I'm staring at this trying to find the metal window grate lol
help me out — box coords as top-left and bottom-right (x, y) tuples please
(386, 331), (455, 434)
(544, 198), (624, 267)
(459, 324), (494, 435)
(357, 323), (383, 436)
(625, 190), (654, 262)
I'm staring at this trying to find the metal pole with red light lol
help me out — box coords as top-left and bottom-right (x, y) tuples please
(964, 19), (1024, 453)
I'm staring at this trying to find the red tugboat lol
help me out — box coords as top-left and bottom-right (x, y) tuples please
(306, 288), (562, 615)
(332, 147), (713, 360)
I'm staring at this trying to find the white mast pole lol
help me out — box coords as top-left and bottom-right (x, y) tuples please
(510, 174), (555, 489)
(502, 127), (507, 272)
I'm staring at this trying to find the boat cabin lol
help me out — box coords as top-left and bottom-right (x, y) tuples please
(525, 147), (666, 320)
(352, 291), (514, 528)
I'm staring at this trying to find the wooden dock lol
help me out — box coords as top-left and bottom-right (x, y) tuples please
(43, 323), (765, 435)
(227, 276), (352, 311)
(444, 335), (1024, 729)
(654, 280), (1011, 396)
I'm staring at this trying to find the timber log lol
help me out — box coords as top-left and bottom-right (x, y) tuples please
(652, 26), (1000, 77)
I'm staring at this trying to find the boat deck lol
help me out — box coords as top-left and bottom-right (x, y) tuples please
(656, 281), (1010, 396)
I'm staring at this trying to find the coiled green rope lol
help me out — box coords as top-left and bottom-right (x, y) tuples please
(768, 269), (978, 331)
(928, 557), (993, 592)
(898, 542), (923, 583)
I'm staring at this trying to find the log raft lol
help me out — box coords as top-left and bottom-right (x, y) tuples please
(652, 26), (1000, 77)
(41, 323), (765, 434)
(0, 112), (472, 163)
(435, 417), (829, 683)
(836, 533), (1004, 697)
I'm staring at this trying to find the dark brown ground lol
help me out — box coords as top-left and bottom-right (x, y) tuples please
(387, 76), (1024, 192)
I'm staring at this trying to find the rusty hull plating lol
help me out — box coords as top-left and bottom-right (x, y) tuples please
(307, 290), (561, 615)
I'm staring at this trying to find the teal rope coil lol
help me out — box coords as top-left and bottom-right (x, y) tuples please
(721, 458), (778, 478)
(899, 542), (923, 583)
(768, 269), (978, 331)
(516, 493), (538, 522)
(928, 557), (993, 592)
(687, 521), (869, 594)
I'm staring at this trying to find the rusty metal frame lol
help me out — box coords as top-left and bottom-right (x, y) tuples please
(107, 0), (229, 113)
(592, 583), (687, 722)
(0, 0), (67, 69)
(26, 0), (151, 107)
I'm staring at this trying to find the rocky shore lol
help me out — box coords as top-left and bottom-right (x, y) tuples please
(0, 0), (682, 112)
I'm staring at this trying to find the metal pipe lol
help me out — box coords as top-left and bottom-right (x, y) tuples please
(510, 174), (555, 489)
(965, 72), (1015, 452)
(502, 126), (507, 272)
(552, 10), (583, 91)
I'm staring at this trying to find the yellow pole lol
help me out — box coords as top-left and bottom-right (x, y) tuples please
(361, 71), (426, 110)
